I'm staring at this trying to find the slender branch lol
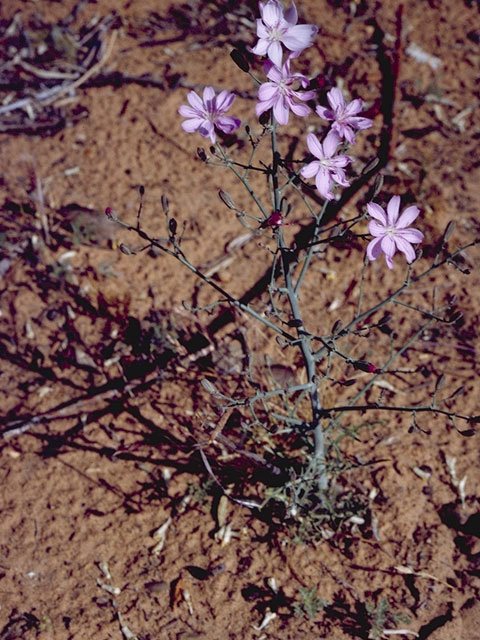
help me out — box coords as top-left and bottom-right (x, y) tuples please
(268, 118), (327, 489)
(319, 403), (476, 424)
(313, 237), (480, 362)
(325, 319), (433, 433)
(216, 143), (269, 219)
(111, 212), (295, 341)
(294, 199), (329, 295)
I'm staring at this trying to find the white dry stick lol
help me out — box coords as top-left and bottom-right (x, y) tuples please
(43, 30), (118, 107)
(98, 561), (112, 581)
(457, 476), (467, 510)
(183, 589), (194, 615)
(0, 31), (116, 125)
(253, 610), (277, 631)
(25, 319), (35, 340)
(451, 103), (477, 133)
(96, 579), (121, 596)
(266, 577), (278, 594)
(445, 454), (467, 509)
(395, 565), (453, 589)
(0, 88), (58, 116)
(19, 60), (79, 80)
(216, 495), (229, 529)
(116, 610), (138, 640)
(405, 43), (441, 71)
(412, 466), (431, 481)
(372, 379), (403, 394)
(215, 523), (239, 547)
(151, 517), (172, 555)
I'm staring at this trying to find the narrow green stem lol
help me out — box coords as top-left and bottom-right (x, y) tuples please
(294, 199), (329, 295)
(216, 143), (269, 219)
(313, 238), (480, 363)
(113, 214), (295, 341)
(326, 319), (433, 432)
(270, 117), (327, 490)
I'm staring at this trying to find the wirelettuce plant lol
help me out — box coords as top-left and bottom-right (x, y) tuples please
(108, 0), (479, 528)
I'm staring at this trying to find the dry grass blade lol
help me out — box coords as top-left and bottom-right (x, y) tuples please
(0, 12), (118, 132)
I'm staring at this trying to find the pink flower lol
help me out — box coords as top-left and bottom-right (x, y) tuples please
(366, 196), (424, 269)
(255, 55), (315, 125)
(178, 87), (241, 144)
(251, 0), (318, 68)
(316, 88), (372, 144)
(300, 132), (352, 200)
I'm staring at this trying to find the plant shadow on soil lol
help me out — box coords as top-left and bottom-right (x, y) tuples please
(1, 0), (480, 637)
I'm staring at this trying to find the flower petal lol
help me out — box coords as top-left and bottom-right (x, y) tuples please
(181, 117), (205, 133)
(315, 167), (333, 200)
(281, 24), (318, 51)
(186, 90), (204, 112)
(251, 38), (269, 56)
(398, 228), (424, 243)
(327, 87), (345, 112)
(215, 90), (235, 113)
(178, 105), (201, 119)
(296, 89), (315, 101)
(331, 168), (350, 187)
(344, 98), (363, 116)
(323, 130), (340, 157)
(262, 1), (284, 27)
(381, 235), (396, 258)
(281, 58), (292, 76)
(256, 19), (269, 39)
(394, 236), (416, 263)
(348, 116), (372, 130)
(284, 0), (298, 25)
(333, 123), (355, 144)
(202, 86), (215, 104)
(385, 254), (394, 269)
(265, 63), (283, 83)
(290, 101), (310, 117)
(316, 105), (334, 121)
(328, 153), (352, 168)
(367, 202), (387, 224)
(198, 120), (215, 142)
(396, 205), (420, 228)
(267, 41), (283, 67)
(215, 116), (241, 134)
(255, 96), (275, 117)
(258, 82), (279, 101)
(273, 96), (290, 125)
(387, 195), (401, 225)
(366, 236), (383, 261)
(368, 221), (387, 237)
(300, 160), (320, 179)
(305, 132), (324, 159)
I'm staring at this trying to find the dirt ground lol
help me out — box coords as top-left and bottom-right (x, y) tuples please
(0, 0), (479, 638)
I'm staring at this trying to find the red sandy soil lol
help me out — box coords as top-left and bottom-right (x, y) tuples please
(0, 1), (479, 638)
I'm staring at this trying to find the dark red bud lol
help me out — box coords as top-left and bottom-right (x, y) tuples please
(261, 212), (286, 228)
(353, 360), (380, 374)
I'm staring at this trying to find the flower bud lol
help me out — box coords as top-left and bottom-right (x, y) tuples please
(119, 243), (135, 255)
(161, 195), (169, 215)
(442, 220), (456, 242)
(230, 49), (250, 73)
(219, 190), (236, 210)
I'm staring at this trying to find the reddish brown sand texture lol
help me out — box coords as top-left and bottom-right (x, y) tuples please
(1, 0), (479, 638)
